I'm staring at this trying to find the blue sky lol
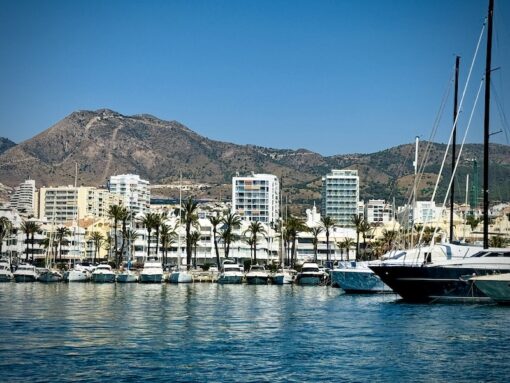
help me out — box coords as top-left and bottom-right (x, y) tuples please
(0, 0), (509, 156)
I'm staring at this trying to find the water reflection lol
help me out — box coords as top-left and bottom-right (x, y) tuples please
(0, 284), (509, 382)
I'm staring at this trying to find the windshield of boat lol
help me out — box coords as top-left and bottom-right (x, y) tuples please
(472, 251), (510, 257)
(302, 267), (319, 272)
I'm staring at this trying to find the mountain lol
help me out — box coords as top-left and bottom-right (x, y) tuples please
(0, 137), (16, 155)
(1, 109), (509, 211)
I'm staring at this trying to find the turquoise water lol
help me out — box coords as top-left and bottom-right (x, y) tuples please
(0, 283), (509, 382)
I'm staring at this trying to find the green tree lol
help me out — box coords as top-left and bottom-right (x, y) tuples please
(88, 231), (104, 264)
(0, 217), (13, 259)
(182, 197), (199, 270)
(490, 235), (507, 248)
(21, 220), (41, 263)
(352, 215), (364, 261)
(221, 212), (241, 258)
(56, 226), (71, 262)
(321, 216), (336, 263)
(359, 219), (372, 260)
(310, 226), (323, 263)
(160, 223), (176, 267)
(286, 216), (308, 266)
(466, 214), (480, 231)
(140, 212), (160, 261)
(209, 214), (223, 269)
(123, 229), (139, 265)
(108, 204), (126, 266)
(244, 221), (266, 263)
(190, 230), (201, 269)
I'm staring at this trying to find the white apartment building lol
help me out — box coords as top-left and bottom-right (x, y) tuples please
(365, 199), (393, 224)
(10, 179), (36, 216)
(109, 174), (150, 215)
(321, 169), (360, 227)
(232, 173), (280, 224)
(37, 186), (121, 225)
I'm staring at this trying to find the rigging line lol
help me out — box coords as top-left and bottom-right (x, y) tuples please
(430, 19), (486, 205)
(490, 78), (510, 143)
(426, 78), (485, 246)
(418, 20), (487, 245)
(394, 67), (454, 249)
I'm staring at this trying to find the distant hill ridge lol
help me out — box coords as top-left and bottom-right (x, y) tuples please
(1, 109), (509, 208)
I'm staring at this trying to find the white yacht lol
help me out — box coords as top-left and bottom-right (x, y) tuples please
(38, 268), (64, 283)
(65, 263), (94, 282)
(0, 261), (13, 282)
(245, 264), (270, 285)
(116, 269), (139, 283)
(271, 268), (296, 285)
(295, 262), (327, 286)
(330, 261), (390, 293)
(91, 264), (116, 283)
(472, 273), (510, 304)
(139, 260), (164, 283)
(217, 260), (244, 284)
(168, 269), (193, 283)
(13, 264), (39, 282)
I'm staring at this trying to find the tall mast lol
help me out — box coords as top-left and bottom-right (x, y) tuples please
(483, 0), (494, 249)
(411, 136), (418, 248)
(450, 56), (460, 243)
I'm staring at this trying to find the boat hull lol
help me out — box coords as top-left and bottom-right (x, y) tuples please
(116, 273), (138, 283)
(91, 274), (116, 283)
(217, 275), (243, 284)
(38, 272), (63, 283)
(65, 270), (90, 282)
(330, 269), (390, 293)
(14, 274), (37, 283)
(473, 275), (510, 304)
(0, 274), (13, 282)
(246, 276), (269, 285)
(139, 274), (163, 283)
(295, 275), (323, 286)
(168, 271), (193, 283)
(369, 265), (510, 302)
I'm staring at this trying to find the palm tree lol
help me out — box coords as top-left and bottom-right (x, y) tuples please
(140, 212), (160, 261)
(209, 215), (223, 269)
(221, 212), (241, 258)
(381, 229), (398, 253)
(190, 230), (201, 269)
(310, 226), (323, 263)
(490, 235), (507, 248)
(152, 212), (165, 261)
(244, 236), (256, 261)
(123, 229), (139, 267)
(88, 231), (104, 264)
(21, 220), (40, 263)
(286, 216), (308, 266)
(103, 234), (113, 262)
(244, 221), (266, 263)
(466, 214), (480, 231)
(117, 207), (133, 268)
(29, 222), (41, 263)
(182, 197), (199, 270)
(56, 226), (72, 262)
(352, 215), (364, 261)
(0, 217), (13, 259)
(108, 204), (126, 266)
(359, 219), (372, 260)
(160, 223), (176, 267)
(341, 238), (355, 261)
(321, 216), (336, 264)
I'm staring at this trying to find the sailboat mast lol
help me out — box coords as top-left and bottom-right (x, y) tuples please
(450, 56), (460, 243)
(483, 0), (494, 249)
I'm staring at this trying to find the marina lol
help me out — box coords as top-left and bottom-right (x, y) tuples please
(0, 283), (509, 382)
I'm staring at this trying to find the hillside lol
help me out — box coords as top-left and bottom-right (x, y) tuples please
(1, 109), (509, 212)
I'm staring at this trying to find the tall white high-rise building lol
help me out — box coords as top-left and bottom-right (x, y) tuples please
(108, 174), (150, 215)
(10, 179), (36, 215)
(232, 173), (280, 224)
(321, 169), (359, 227)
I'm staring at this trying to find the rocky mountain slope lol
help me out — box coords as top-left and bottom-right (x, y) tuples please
(1, 109), (509, 209)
